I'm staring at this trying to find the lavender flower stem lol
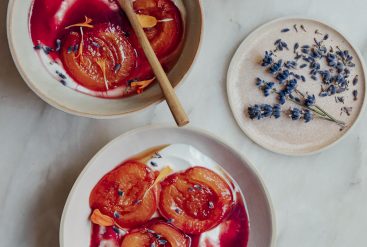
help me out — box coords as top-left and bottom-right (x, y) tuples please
(287, 97), (323, 116)
(287, 96), (345, 127)
(294, 89), (345, 125)
(313, 105), (345, 125)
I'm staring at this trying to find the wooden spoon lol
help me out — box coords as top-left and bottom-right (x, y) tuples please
(118, 0), (189, 127)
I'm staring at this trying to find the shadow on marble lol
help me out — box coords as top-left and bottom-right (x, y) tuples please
(0, 0), (34, 99)
(28, 140), (108, 246)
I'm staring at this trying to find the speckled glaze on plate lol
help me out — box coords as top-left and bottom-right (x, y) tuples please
(227, 17), (366, 156)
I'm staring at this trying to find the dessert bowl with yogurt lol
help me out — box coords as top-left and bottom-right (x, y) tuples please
(60, 126), (276, 247)
(7, 0), (203, 117)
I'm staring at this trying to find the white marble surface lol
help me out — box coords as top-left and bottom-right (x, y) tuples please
(1, 0), (367, 246)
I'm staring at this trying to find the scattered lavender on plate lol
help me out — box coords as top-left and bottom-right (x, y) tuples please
(256, 78), (275, 97)
(248, 104), (281, 120)
(248, 25), (360, 128)
(293, 24), (298, 32)
(353, 90), (358, 101)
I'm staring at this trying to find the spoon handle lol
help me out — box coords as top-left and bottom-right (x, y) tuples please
(118, 0), (189, 127)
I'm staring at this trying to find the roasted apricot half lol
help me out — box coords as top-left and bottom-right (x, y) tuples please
(89, 160), (156, 228)
(159, 167), (234, 234)
(61, 23), (136, 91)
(133, 0), (183, 59)
(121, 220), (189, 247)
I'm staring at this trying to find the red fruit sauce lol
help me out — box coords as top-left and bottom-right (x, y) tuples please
(189, 196), (250, 247)
(90, 199), (249, 247)
(29, 0), (183, 98)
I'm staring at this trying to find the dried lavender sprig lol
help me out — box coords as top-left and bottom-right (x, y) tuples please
(287, 91), (345, 127)
(255, 69), (346, 127)
(287, 96), (321, 115)
(294, 89), (345, 125)
(266, 82), (346, 126)
(314, 104), (345, 126)
(288, 108), (313, 122)
(286, 96), (343, 125)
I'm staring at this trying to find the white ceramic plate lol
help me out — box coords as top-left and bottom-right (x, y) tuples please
(7, 0), (203, 118)
(60, 126), (276, 247)
(227, 17), (366, 156)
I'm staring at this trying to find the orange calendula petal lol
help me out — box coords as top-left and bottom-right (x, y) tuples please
(75, 27), (84, 59)
(131, 78), (155, 94)
(65, 16), (94, 29)
(96, 59), (109, 90)
(66, 17), (93, 61)
(90, 209), (115, 227)
(137, 14), (158, 28)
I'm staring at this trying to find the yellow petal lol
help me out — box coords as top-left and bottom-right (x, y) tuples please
(152, 166), (173, 187)
(137, 14), (158, 28)
(90, 209), (114, 227)
(143, 166), (173, 198)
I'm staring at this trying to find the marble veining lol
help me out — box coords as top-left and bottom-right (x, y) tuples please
(1, 0), (367, 246)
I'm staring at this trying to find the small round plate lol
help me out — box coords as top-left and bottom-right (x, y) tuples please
(60, 126), (276, 247)
(227, 17), (366, 156)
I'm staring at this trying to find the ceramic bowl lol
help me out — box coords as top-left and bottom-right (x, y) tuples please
(60, 126), (276, 247)
(7, 0), (203, 118)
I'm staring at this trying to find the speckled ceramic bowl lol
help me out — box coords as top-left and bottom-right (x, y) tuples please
(7, 0), (203, 118)
(60, 126), (276, 247)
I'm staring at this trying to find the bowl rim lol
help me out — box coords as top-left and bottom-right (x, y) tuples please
(59, 125), (277, 247)
(6, 0), (204, 119)
(227, 16), (367, 156)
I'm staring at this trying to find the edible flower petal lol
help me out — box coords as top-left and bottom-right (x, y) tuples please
(96, 59), (109, 90)
(143, 166), (173, 198)
(152, 166), (173, 188)
(131, 78), (155, 93)
(137, 14), (158, 28)
(65, 16), (94, 29)
(90, 209), (114, 227)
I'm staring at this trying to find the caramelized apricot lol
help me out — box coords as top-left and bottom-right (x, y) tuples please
(89, 160), (156, 228)
(61, 23), (136, 91)
(133, 0), (183, 59)
(159, 167), (234, 234)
